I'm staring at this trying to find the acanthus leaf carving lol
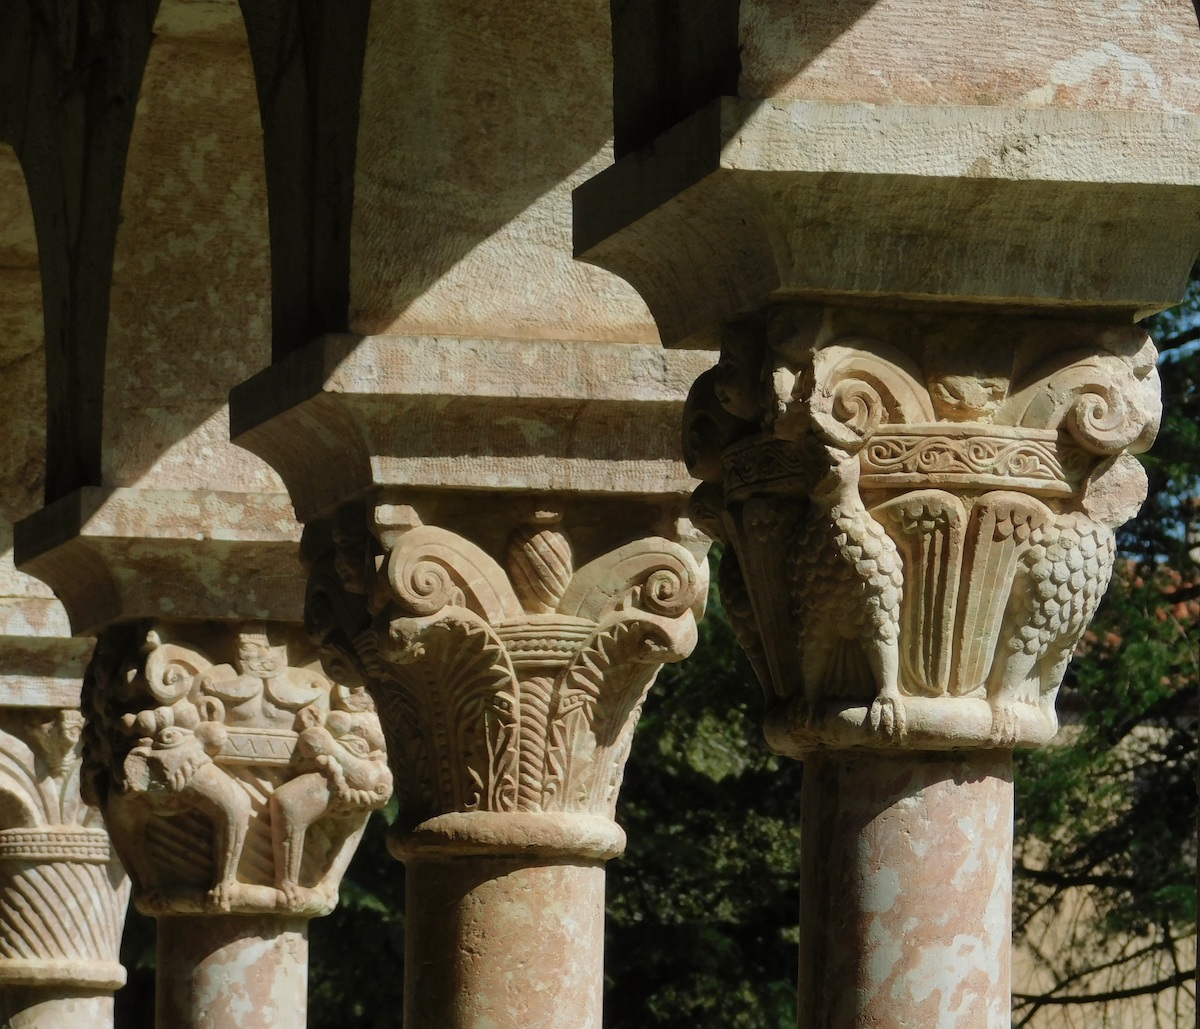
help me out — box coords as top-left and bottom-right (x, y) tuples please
(312, 508), (707, 832)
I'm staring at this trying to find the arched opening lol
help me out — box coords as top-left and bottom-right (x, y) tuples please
(102, 0), (281, 494)
(0, 144), (68, 635)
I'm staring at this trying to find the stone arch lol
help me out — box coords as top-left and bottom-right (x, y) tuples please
(101, 0), (282, 493)
(0, 144), (69, 633)
(238, 0), (371, 360)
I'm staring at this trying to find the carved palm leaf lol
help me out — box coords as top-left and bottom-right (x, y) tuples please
(955, 492), (1052, 693)
(874, 490), (967, 697)
(560, 613), (694, 815)
(387, 612), (520, 815)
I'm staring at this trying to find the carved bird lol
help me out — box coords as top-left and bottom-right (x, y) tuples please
(988, 512), (1116, 743)
(791, 447), (906, 736)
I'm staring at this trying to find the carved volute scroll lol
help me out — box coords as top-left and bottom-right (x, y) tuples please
(684, 307), (1160, 753)
(81, 622), (392, 917)
(0, 707), (130, 991)
(305, 504), (707, 851)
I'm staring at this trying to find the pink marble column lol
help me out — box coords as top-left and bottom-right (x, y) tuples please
(798, 752), (1013, 1029)
(0, 988), (115, 1028)
(155, 916), (308, 1029)
(399, 814), (615, 1028)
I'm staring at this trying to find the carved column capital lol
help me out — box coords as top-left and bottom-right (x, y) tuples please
(685, 307), (1161, 753)
(81, 621), (391, 917)
(305, 503), (708, 858)
(0, 705), (129, 992)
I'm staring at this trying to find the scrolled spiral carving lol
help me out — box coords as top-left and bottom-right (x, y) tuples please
(806, 341), (936, 450)
(559, 539), (707, 622)
(1003, 348), (1161, 456)
(386, 525), (522, 623)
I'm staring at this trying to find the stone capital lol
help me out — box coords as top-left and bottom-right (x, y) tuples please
(305, 502), (708, 860)
(0, 700), (129, 994)
(82, 620), (391, 917)
(684, 306), (1160, 753)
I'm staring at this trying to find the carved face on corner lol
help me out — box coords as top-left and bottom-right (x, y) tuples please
(924, 340), (1012, 421)
(19, 709), (84, 777)
(236, 633), (286, 678)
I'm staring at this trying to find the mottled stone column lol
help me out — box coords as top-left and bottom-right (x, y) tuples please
(300, 502), (706, 1029)
(575, 4), (1196, 1023)
(797, 752), (1013, 1028)
(673, 307), (1161, 1028)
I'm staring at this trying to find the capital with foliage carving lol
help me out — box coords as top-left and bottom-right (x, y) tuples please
(0, 707), (129, 991)
(81, 621), (391, 916)
(305, 503), (708, 860)
(684, 307), (1160, 753)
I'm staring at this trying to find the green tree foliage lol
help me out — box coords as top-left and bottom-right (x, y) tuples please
(1010, 276), (1199, 1027)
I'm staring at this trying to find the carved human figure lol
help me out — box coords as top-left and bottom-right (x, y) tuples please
(197, 627), (329, 731)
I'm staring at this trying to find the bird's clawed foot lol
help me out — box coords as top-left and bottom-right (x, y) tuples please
(869, 687), (907, 741)
(988, 700), (1020, 747)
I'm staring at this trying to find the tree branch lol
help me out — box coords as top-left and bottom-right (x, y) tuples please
(1014, 968), (1196, 1007)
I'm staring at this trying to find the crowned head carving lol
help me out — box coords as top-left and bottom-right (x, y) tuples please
(686, 306), (1160, 753)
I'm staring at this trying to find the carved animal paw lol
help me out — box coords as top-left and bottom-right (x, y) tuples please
(988, 701), (1020, 747)
(207, 879), (236, 913)
(868, 692), (907, 741)
(278, 880), (307, 910)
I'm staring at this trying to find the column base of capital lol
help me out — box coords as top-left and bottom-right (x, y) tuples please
(764, 695), (1057, 756)
(0, 960), (125, 991)
(390, 811), (627, 863)
(133, 882), (339, 919)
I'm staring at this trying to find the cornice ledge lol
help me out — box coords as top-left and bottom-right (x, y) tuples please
(14, 488), (304, 633)
(0, 635), (94, 707)
(231, 333), (716, 523)
(575, 97), (1200, 345)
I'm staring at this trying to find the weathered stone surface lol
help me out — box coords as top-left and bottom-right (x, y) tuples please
(155, 915), (307, 1029)
(608, 0), (1200, 156)
(351, 0), (656, 343)
(798, 751), (1013, 1029)
(576, 100), (1200, 346)
(686, 307), (1158, 753)
(404, 858), (606, 1029)
(232, 334), (714, 522)
(102, 0), (279, 496)
(738, 0), (1200, 112)
(82, 621), (390, 919)
(14, 489), (303, 633)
